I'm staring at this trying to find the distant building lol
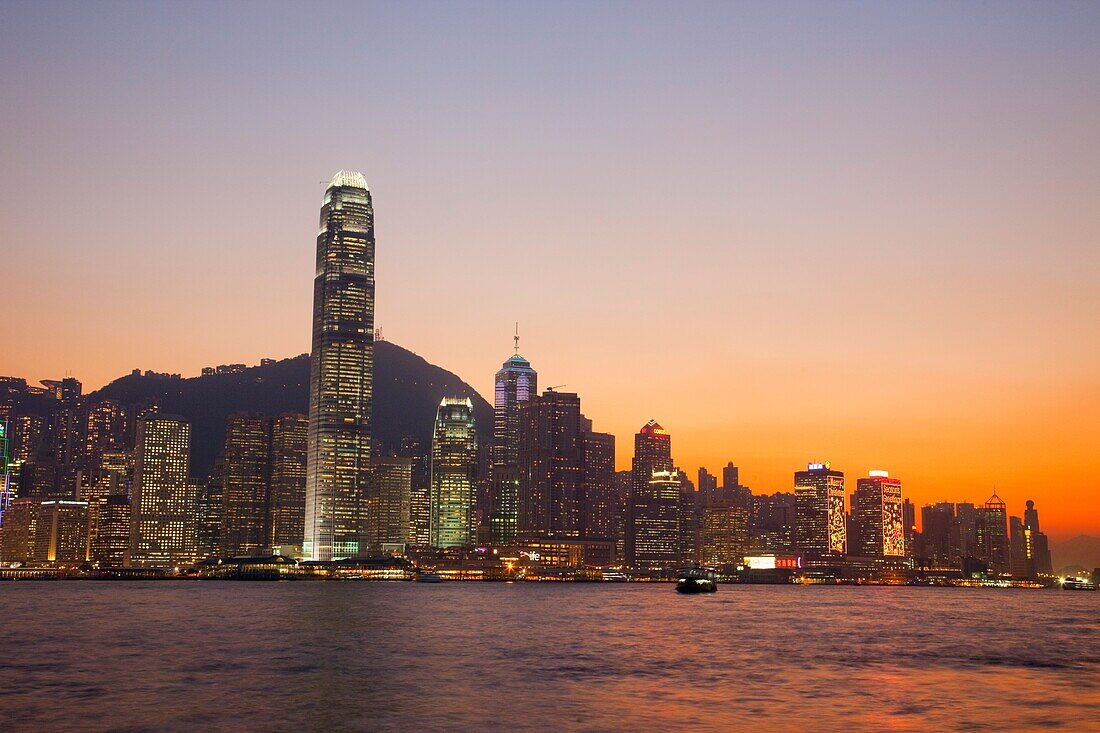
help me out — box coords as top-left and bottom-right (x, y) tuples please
(91, 494), (130, 567)
(220, 414), (272, 557)
(518, 390), (583, 538)
(269, 414), (307, 556)
(700, 495), (748, 567)
(794, 462), (846, 557)
(489, 341), (536, 545)
(851, 470), (905, 557)
(631, 469), (681, 570)
(305, 170), (375, 561)
(627, 420), (674, 567)
(33, 500), (88, 564)
(580, 428), (615, 540)
(367, 457), (412, 550)
(430, 398), (477, 548)
(0, 498), (39, 563)
(750, 492), (797, 554)
(130, 414), (197, 567)
(84, 400), (128, 461)
(975, 493), (1009, 574)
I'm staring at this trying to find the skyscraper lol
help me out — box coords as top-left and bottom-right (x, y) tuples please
(367, 457), (412, 550)
(269, 413), (308, 556)
(627, 420), (673, 567)
(305, 170), (375, 561)
(489, 337), (536, 545)
(851, 470), (905, 557)
(518, 390), (583, 538)
(220, 413), (271, 557)
(430, 398), (477, 548)
(130, 414), (196, 567)
(976, 492), (1009, 574)
(580, 428), (615, 540)
(794, 462), (846, 558)
(84, 400), (128, 461)
(631, 469), (682, 570)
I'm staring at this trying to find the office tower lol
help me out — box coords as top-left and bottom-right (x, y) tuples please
(0, 498), (38, 563)
(489, 337), (536, 545)
(0, 418), (10, 525)
(13, 414), (44, 464)
(220, 414), (272, 557)
(397, 437), (431, 548)
(902, 499), (917, 561)
(44, 377), (83, 469)
(612, 470), (631, 560)
(367, 457), (412, 550)
(1018, 499), (1053, 576)
(700, 497), (749, 567)
(851, 470), (904, 557)
(305, 170), (375, 561)
(953, 502), (978, 563)
(518, 390), (583, 538)
(697, 468), (718, 505)
(91, 494), (131, 567)
(975, 493), (1009, 574)
(920, 502), (955, 567)
(79, 451), (131, 559)
(269, 413), (307, 555)
(196, 465), (224, 560)
(627, 420), (673, 567)
(794, 462), (846, 557)
(678, 472), (699, 564)
(28, 499), (88, 564)
(581, 429), (615, 539)
(631, 469), (681, 569)
(430, 398), (477, 548)
(130, 414), (197, 567)
(84, 400), (128, 461)
(750, 492), (797, 553)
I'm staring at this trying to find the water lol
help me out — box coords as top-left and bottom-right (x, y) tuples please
(2, 583), (1098, 732)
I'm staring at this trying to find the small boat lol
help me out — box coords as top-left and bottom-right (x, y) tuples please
(416, 570), (443, 583)
(1061, 576), (1096, 591)
(676, 567), (717, 594)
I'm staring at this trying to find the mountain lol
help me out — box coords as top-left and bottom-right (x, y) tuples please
(88, 341), (493, 477)
(1050, 534), (1100, 574)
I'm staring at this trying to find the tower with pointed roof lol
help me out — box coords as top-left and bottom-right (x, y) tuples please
(304, 170), (375, 561)
(489, 328), (536, 544)
(627, 420), (674, 567)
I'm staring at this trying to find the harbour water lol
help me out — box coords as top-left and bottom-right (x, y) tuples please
(2, 583), (1097, 731)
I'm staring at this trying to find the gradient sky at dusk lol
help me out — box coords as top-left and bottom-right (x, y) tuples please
(2, 2), (1098, 539)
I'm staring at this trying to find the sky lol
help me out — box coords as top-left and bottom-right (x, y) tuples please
(1, 2), (1098, 539)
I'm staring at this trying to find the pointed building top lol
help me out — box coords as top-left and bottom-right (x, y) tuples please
(639, 420), (668, 436)
(328, 170), (368, 190)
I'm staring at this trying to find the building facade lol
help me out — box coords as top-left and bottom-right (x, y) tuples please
(430, 398), (477, 548)
(851, 470), (904, 557)
(130, 414), (196, 567)
(794, 462), (846, 558)
(627, 420), (674, 567)
(305, 170), (375, 561)
(269, 413), (308, 556)
(489, 345), (536, 545)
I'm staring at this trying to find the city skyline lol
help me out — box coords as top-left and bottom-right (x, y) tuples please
(2, 3), (1099, 539)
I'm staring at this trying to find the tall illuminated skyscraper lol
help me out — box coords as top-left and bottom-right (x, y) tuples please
(489, 335), (536, 545)
(304, 170), (375, 561)
(851, 470), (904, 557)
(518, 390), (582, 538)
(130, 414), (196, 567)
(794, 462), (846, 557)
(430, 398), (477, 548)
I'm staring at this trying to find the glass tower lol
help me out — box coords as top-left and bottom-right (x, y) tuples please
(794, 462), (846, 557)
(305, 170), (375, 561)
(430, 398), (477, 548)
(489, 341), (536, 545)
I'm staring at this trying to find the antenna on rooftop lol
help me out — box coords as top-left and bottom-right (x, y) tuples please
(514, 322), (520, 356)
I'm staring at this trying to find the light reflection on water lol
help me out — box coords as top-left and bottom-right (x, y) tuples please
(1, 583), (1097, 731)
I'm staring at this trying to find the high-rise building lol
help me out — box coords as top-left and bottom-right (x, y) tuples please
(367, 457), (412, 550)
(697, 468), (718, 505)
(489, 338), (536, 545)
(33, 500), (88, 564)
(851, 470), (904, 557)
(1012, 499), (1053, 577)
(975, 493), (1009, 575)
(794, 462), (846, 557)
(631, 469), (681, 570)
(130, 414), (197, 567)
(0, 498), (39, 563)
(220, 414), (271, 557)
(269, 413), (308, 556)
(92, 494), (130, 567)
(305, 170), (375, 561)
(581, 429), (615, 540)
(518, 390), (583, 538)
(700, 497), (749, 568)
(749, 492), (797, 554)
(430, 398), (477, 548)
(627, 420), (673, 567)
(84, 400), (128, 461)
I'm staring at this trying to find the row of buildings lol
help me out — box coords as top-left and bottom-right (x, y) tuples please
(0, 171), (1056, 579)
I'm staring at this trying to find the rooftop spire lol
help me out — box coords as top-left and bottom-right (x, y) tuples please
(514, 321), (520, 356)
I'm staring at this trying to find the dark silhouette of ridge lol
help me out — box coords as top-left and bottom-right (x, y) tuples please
(88, 341), (492, 477)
